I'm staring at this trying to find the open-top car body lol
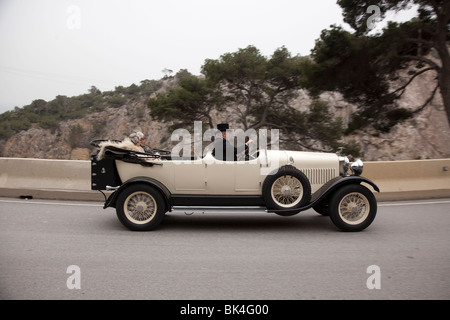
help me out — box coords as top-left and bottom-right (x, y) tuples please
(91, 140), (379, 232)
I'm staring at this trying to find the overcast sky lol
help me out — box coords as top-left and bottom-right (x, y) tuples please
(0, 0), (418, 114)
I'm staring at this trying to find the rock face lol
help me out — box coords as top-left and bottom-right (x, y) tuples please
(1, 70), (449, 161)
(350, 65), (450, 161)
(1, 99), (168, 160)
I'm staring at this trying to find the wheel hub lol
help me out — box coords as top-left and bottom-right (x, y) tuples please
(350, 203), (359, 214)
(282, 185), (291, 196)
(135, 202), (146, 214)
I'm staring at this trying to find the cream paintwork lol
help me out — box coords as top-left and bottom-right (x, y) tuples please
(115, 150), (340, 195)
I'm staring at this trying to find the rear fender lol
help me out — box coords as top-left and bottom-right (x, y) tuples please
(104, 176), (171, 210)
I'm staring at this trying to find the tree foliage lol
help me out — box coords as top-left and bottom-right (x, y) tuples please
(148, 46), (360, 156)
(309, 25), (415, 132)
(311, 0), (450, 131)
(149, 74), (220, 129)
(202, 46), (312, 130)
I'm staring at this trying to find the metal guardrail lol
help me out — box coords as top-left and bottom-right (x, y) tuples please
(0, 157), (449, 201)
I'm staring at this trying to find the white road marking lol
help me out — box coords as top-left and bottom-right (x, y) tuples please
(378, 199), (450, 207)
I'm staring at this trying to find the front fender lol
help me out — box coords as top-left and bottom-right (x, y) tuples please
(310, 175), (379, 204)
(267, 175), (379, 215)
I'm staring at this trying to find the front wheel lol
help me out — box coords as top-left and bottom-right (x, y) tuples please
(329, 184), (377, 232)
(116, 184), (166, 231)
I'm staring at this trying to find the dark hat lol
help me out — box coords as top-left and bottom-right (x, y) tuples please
(217, 123), (229, 132)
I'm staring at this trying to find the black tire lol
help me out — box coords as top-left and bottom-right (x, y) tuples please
(262, 165), (311, 216)
(116, 184), (166, 231)
(329, 184), (377, 232)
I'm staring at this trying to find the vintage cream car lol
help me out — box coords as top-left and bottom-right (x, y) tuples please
(91, 140), (379, 232)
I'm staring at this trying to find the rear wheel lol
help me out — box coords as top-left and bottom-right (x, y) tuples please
(329, 184), (377, 232)
(116, 184), (166, 231)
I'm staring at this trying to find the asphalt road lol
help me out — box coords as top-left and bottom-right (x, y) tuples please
(1, 197), (449, 301)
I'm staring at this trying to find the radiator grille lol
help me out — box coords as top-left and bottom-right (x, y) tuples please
(300, 168), (337, 185)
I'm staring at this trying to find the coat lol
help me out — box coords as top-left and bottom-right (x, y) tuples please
(212, 138), (247, 161)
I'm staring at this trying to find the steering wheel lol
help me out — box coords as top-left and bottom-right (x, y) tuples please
(237, 149), (259, 161)
(247, 150), (259, 160)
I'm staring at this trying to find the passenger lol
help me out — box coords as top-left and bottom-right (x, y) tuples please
(128, 131), (146, 153)
(130, 131), (161, 156)
(96, 131), (159, 161)
(212, 123), (253, 161)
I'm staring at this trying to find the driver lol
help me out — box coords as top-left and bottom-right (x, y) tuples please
(212, 123), (253, 161)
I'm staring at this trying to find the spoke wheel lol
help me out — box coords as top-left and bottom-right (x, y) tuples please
(329, 184), (377, 232)
(338, 192), (370, 225)
(262, 166), (311, 216)
(271, 176), (304, 208)
(124, 191), (157, 224)
(116, 184), (166, 231)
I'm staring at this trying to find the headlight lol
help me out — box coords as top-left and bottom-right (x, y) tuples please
(350, 159), (364, 176)
(339, 156), (350, 176)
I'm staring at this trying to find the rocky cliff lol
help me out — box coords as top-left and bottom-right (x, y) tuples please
(1, 70), (449, 161)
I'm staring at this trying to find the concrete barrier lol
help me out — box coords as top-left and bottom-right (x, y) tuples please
(0, 157), (449, 201)
(0, 158), (104, 201)
(364, 159), (450, 201)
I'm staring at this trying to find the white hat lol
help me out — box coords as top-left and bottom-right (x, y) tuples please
(129, 131), (144, 144)
(136, 131), (145, 140)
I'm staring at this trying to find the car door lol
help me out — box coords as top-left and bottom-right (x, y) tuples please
(173, 158), (206, 191)
(235, 157), (261, 192)
(203, 154), (235, 194)
(203, 153), (262, 195)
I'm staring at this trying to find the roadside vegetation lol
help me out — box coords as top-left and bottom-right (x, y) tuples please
(1, 0), (447, 159)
